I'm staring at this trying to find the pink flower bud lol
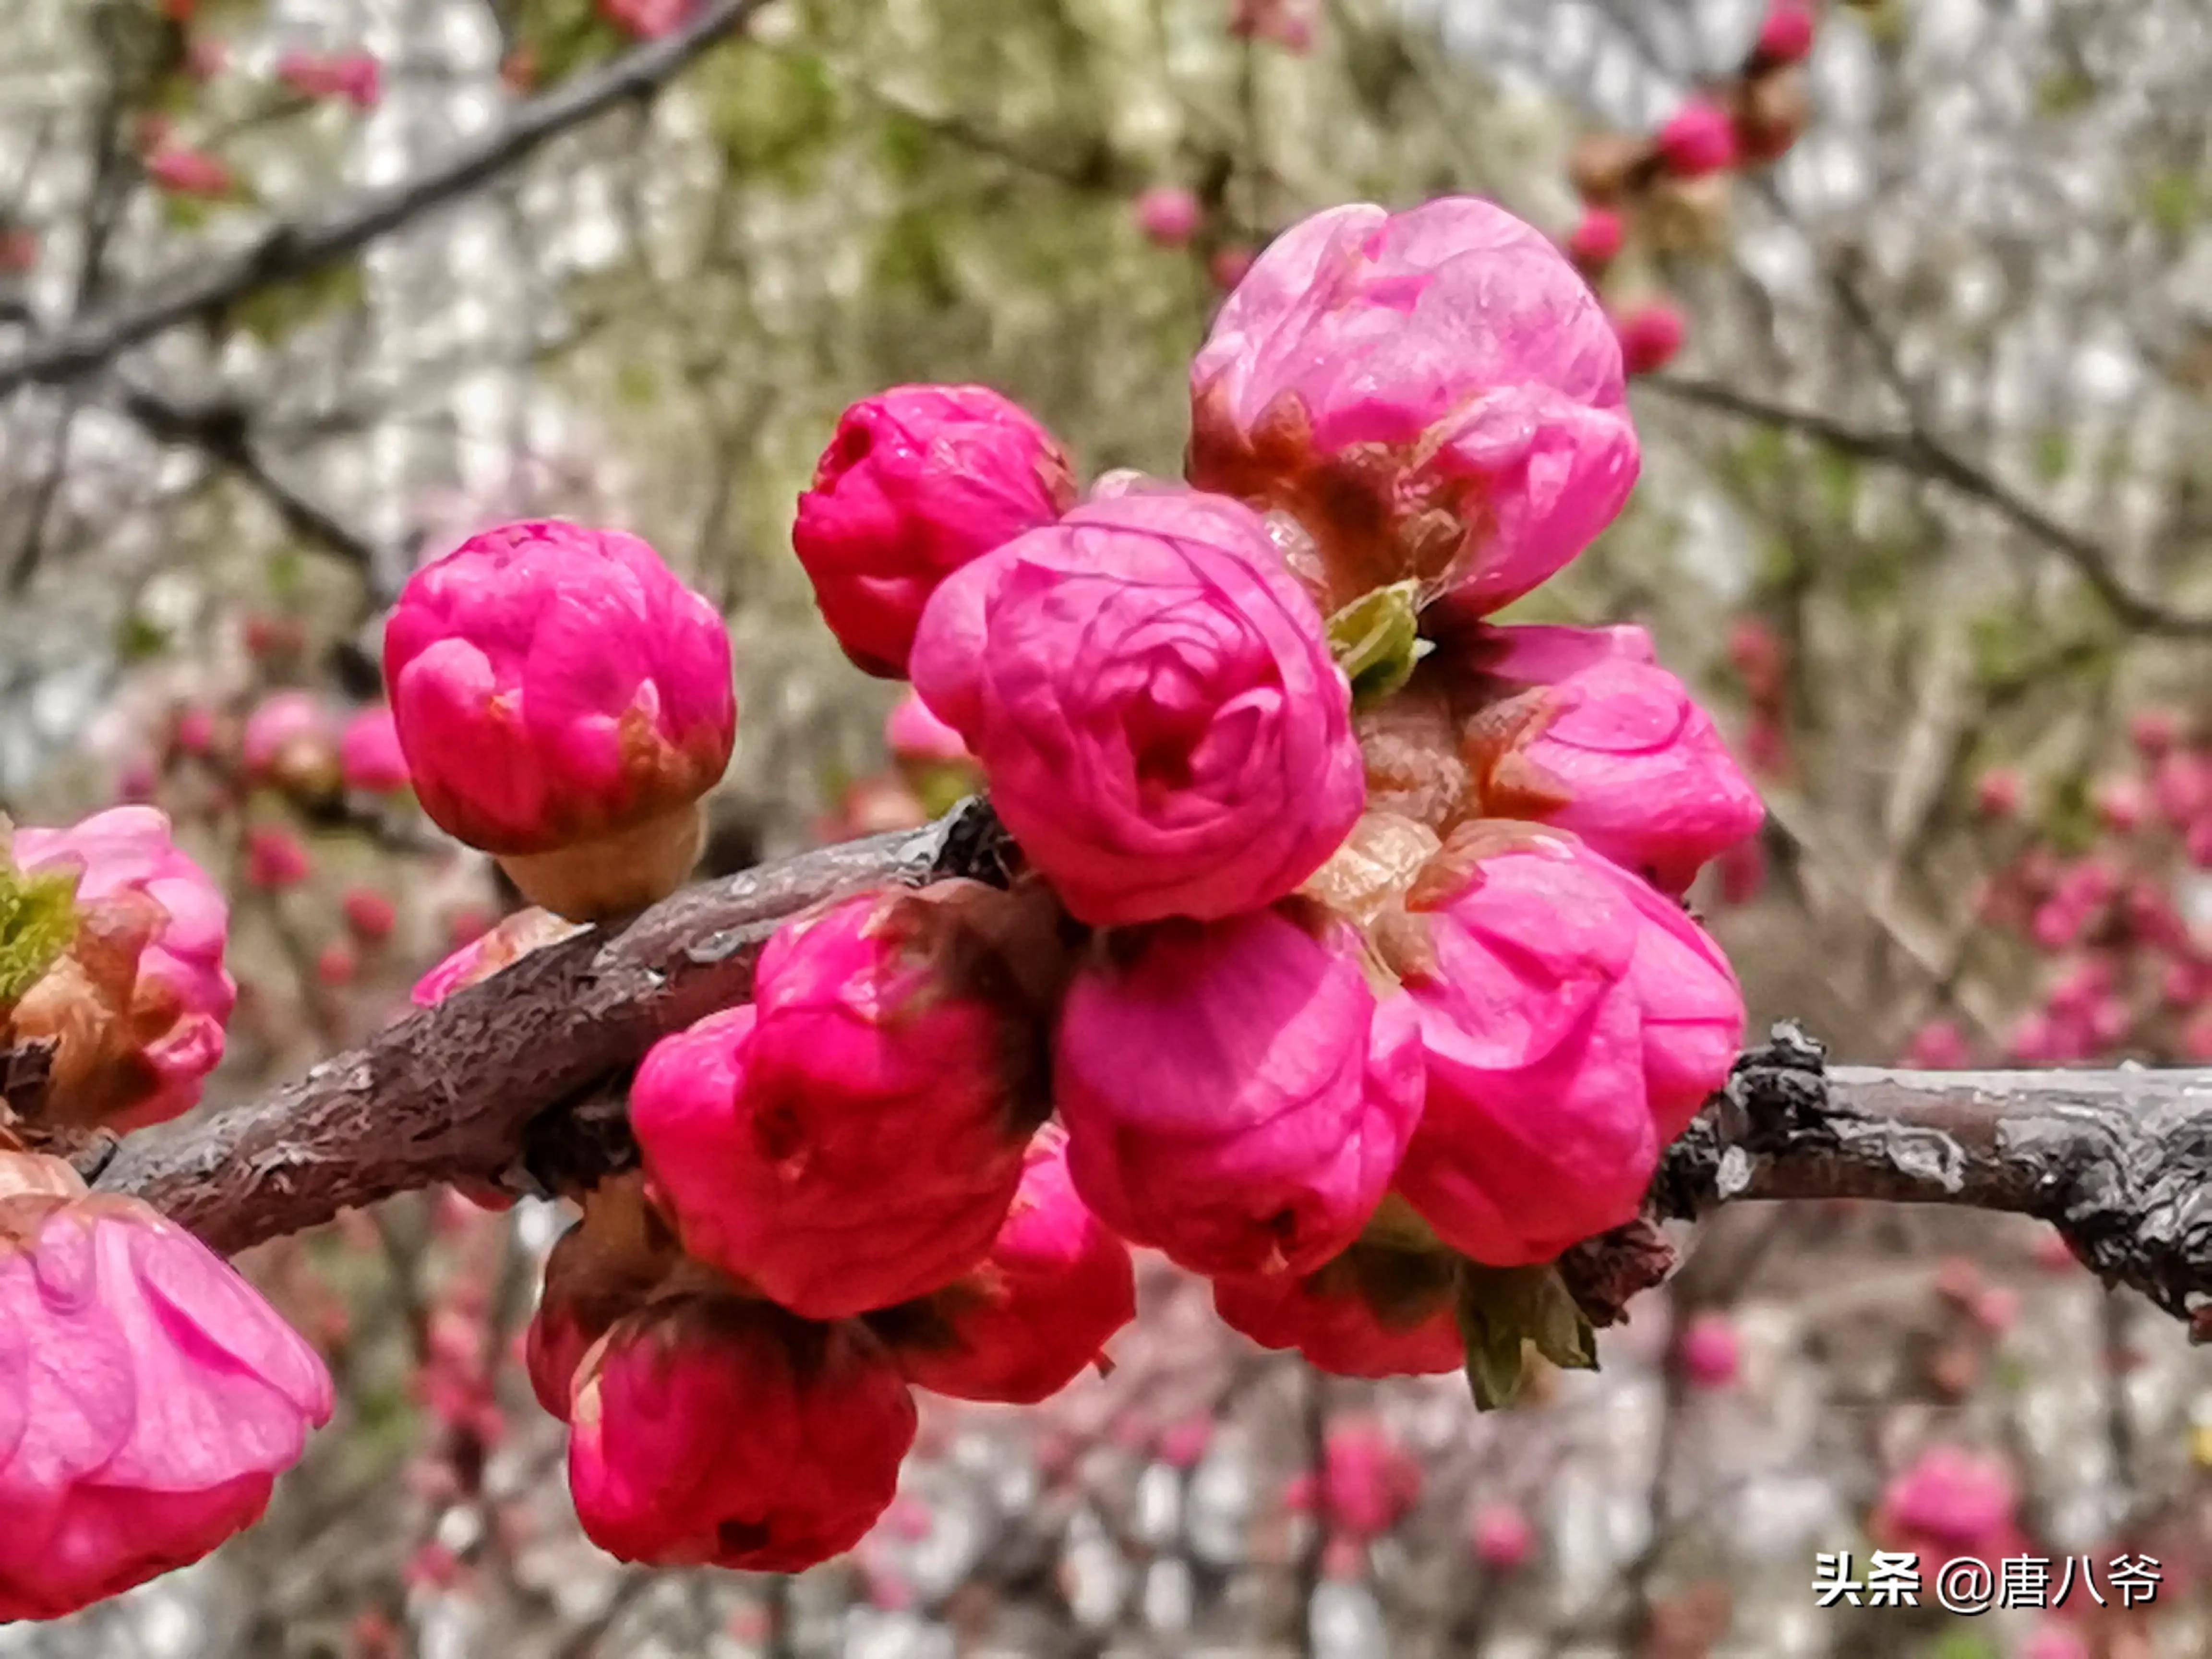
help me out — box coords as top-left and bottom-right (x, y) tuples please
(866, 1127), (1135, 1405)
(793, 385), (1077, 677)
(277, 49), (381, 108)
(1316, 1419), (1421, 1539)
(314, 940), (357, 986)
(1380, 824), (1742, 1265)
(245, 825), (312, 890)
(184, 36), (226, 81)
(2129, 707), (2181, 756)
(145, 144), (232, 198)
(339, 706), (410, 793)
(1753, 2), (1816, 67)
(599, 0), (691, 38)
(2092, 775), (2147, 833)
(173, 705), (216, 756)
(1656, 100), (1740, 176)
(1157, 1416), (1213, 1470)
(1614, 301), (1686, 375)
(567, 1295), (916, 1571)
(631, 883), (1055, 1318)
(2154, 749), (2211, 824)
(1565, 206), (1625, 269)
(1469, 1502), (1535, 1570)
(1209, 244), (1257, 291)
(1212, 1241), (1462, 1377)
(1975, 766), (2024, 817)
(1872, 1446), (2019, 1560)
(0, 1153), (332, 1619)
(242, 691), (337, 793)
(1903, 1018), (1970, 1069)
(384, 520), (735, 919)
(341, 887), (396, 943)
(1676, 1310), (1740, 1388)
(1134, 185), (1203, 248)
(912, 489), (1363, 924)
(1457, 623), (1765, 892)
(526, 1178), (682, 1420)
(1229, 0), (1315, 51)
(1057, 905), (1422, 1276)
(883, 691), (969, 767)
(11, 807), (236, 1130)
(1189, 199), (1638, 617)
(410, 906), (585, 1007)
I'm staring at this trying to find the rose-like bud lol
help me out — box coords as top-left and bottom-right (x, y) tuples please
(276, 49), (381, 108)
(1871, 1446), (2020, 1561)
(2129, 708), (2181, 757)
(173, 705), (217, 757)
(1453, 623), (1764, 892)
(314, 941), (356, 986)
(0, 1153), (332, 1620)
(1209, 244), (1256, 291)
(1057, 904), (1422, 1277)
(338, 706), (410, 793)
(1213, 1240), (1461, 1377)
(242, 692), (338, 795)
(1752, 1), (1816, 67)
(1903, 1018), (1970, 1069)
(409, 907), (585, 1007)
(1976, 766), (2024, 817)
(1378, 823), (1743, 1265)
(341, 887), (396, 944)
(1470, 1503), (1535, 1570)
(526, 1177), (684, 1419)
(384, 520), (735, 920)
(866, 1126), (1135, 1404)
(1134, 185), (1203, 248)
(1565, 206), (1625, 271)
(245, 825), (312, 890)
(1656, 100), (1740, 176)
(1314, 1419), (1421, 1539)
(146, 144), (232, 197)
(793, 385), (1077, 677)
(567, 1293), (915, 1571)
(1676, 1310), (1741, 1388)
(1189, 198), (1638, 617)
(912, 489), (1364, 924)
(631, 882), (1057, 1318)
(9, 807), (236, 1130)
(1614, 301), (1685, 375)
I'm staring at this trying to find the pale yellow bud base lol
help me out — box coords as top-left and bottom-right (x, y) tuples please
(496, 803), (704, 925)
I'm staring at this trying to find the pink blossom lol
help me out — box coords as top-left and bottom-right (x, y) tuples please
(526, 1180), (681, 1420)
(0, 1153), (332, 1620)
(410, 906), (585, 1007)
(1316, 1419), (1421, 1539)
(868, 1126), (1136, 1405)
(1057, 905), (1423, 1276)
(145, 144), (232, 197)
(631, 883), (1049, 1318)
(2092, 775), (2148, 833)
(599, 0), (692, 38)
(245, 825), (312, 890)
(1565, 206), (1624, 268)
(1213, 1243), (1461, 1377)
(567, 1294), (915, 1571)
(1229, 0), (1314, 51)
(276, 49), (381, 108)
(12, 806), (236, 1129)
(1209, 244), (1256, 291)
(793, 385), (1076, 677)
(1872, 1446), (2019, 1560)
(384, 520), (734, 915)
(1381, 824), (1742, 1265)
(2153, 749), (2210, 825)
(313, 940), (356, 986)
(1676, 1310), (1741, 1388)
(1134, 185), (1203, 248)
(339, 706), (410, 793)
(1657, 100), (1740, 176)
(2129, 707), (2181, 756)
(173, 705), (216, 756)
(1754, 2), (1816, 66)
(1469, 1503), (1535, 1570)
(912, 489), (1364, 924)
(341, 887), (396, 943)
(1456, 622), (1765, 892)
(1156, 1417), (1213, 1470)
(241, 691), (336, 789)
(1614, 301), (1686, 375)
(883, 691), (969, 767)
(1189, 198), (1637, 617)
(1903, 1018), (1970, 1069)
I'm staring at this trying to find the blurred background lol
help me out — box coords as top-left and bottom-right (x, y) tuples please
(4, 0), (2212, 1653)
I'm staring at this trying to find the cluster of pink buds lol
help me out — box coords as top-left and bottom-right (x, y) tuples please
(276, 49), (382, 108)
(1565, 1), (1818, 374)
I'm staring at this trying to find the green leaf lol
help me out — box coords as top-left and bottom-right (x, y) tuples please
(1454, 1261), (1599, 1411)
(0, 856), (80, 1009)
(1326, 580), (1430, 706)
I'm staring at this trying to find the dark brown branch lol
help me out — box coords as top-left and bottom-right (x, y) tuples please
(1643, 374), (2212, 638)
(0, 0), (775, 398)
(1655, 1024), (2212, 1334)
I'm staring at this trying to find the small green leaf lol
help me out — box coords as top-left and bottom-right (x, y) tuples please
(1326, 580), (1429, 706)
(0, 856), (80, 1008)
(1455, 1261), (1599, 1411)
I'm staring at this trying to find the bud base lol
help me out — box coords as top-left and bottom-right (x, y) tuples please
(497, 805), (703, 923)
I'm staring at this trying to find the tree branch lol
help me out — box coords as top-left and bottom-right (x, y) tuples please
(1642, 373), (2212, 638)
(0, 0), (776, 398)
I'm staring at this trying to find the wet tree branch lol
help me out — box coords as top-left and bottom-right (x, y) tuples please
(86, 817), (2212, 1340)
(0, 0), (776, 397)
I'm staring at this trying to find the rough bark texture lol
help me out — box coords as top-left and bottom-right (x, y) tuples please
(83, 811), (2212, 1338)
